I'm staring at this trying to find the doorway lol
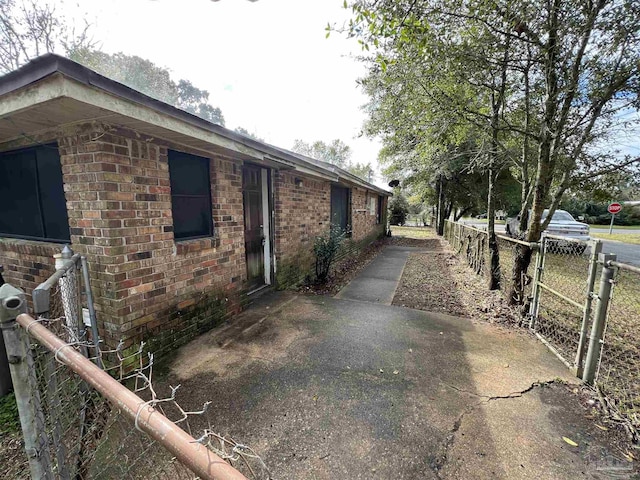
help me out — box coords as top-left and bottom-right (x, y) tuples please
(242, 165), (272, 290)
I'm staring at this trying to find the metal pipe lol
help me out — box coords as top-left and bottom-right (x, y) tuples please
(537, 282), (586, 311)
(80, 256), (102, 368)
(0, 286), (53, 479)
(529, 235), (546, 328)
(32, 254), (82, 315)
(575, 239), (602, 377)
(609, 260), (640, 275)
(583, 253), (617, 384)
(15, 313), (249, 480)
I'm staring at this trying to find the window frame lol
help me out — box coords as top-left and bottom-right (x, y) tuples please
(377, 195), (384, 224)
(0, 143), (70, 243)
(168, 150), (214, 241)
(330, 185), (352, 237)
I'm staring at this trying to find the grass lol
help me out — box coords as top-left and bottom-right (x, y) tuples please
(390, 225), (439, 239)
(0, 393), (20, 435)
(591, 232), (640, 245)
(590, 225), (640, 230)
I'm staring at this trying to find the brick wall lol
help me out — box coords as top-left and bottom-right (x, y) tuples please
(0, 240), (59, 305)
(66, 128), (246, 349)
(351, 187), (383, 242)
(1, 125), (247, 351)
(273, 171), (331, 287)
(273, 173), (387, 288)
(0, 123), (388, 353)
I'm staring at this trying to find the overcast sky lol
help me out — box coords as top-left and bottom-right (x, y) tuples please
(62, 0), (385, 185)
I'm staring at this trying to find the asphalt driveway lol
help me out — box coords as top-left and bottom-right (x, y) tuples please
(167, 247), (636, 479)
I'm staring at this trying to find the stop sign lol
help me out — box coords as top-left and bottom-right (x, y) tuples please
(608, 202), (622, 214)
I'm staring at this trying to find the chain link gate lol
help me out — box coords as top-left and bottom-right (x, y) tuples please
(529, 234), (602, 374)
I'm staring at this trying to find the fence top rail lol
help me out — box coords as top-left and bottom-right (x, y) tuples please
(449, 221), (489, 236)
(496, 234), (539, 249)
(34, 253), (81, 292)
(543, 233), (587, 243)
(608, 260), (640, 275)
(447, 221), (539, 249)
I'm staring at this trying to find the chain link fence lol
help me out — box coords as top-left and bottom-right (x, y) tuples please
(1, 247), (269, 480)
(530, 235), (599, 371)
(443, 220), (640, 439)
(595, 263), (640, 442)
(444, 220), (488, 276)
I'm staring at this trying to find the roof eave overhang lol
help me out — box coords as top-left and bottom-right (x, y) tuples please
(0, 54), (392, 194)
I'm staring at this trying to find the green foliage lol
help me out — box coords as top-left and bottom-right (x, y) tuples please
(0, 0), (95, 73)
(233, 127), (264, 142)
(343, 0), (640, 244)
(347, 161), (374, 181)
(561, 198), (640, 226)
(70, 49), (225, 126)
(314, 226), (346, 283)
(292, 139), (352, 168)
(0, 392), (20, 435)
(388, 192), (409, 225)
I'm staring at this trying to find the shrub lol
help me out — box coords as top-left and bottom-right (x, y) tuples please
(314, 226), (346, 283)
(389, 194), (409, 225)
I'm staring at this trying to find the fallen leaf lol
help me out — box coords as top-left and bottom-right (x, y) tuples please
(623, 451), (635, 462)
(594, 424), (608, 431)
(393, 370), (399, 375)
(562, 437), (578, 447)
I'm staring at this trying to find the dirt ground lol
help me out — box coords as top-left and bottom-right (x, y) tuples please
(390, 225), (639, 467)
(391, 226), (523, 326)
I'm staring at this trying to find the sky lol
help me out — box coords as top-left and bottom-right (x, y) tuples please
(60, 0), (386, 186)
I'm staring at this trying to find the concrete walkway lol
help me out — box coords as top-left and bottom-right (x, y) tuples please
(335, 246), (421, 304)
(168, 246), (637, 479)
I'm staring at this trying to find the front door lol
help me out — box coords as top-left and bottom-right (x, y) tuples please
(243, 165), (268, 289)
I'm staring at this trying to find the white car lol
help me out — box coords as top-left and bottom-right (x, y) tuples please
(506, 209), (590, 253)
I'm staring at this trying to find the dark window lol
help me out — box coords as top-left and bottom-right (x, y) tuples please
(168, 150), (213, 240)
(377, 195), (384, 224)
(0, 144), (70, 242)
(330, 185), (351, 235)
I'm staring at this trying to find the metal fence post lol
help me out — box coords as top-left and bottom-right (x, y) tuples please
(529, 236), (546, 328)
(575, 239), (603, 377)
(583, 253), (617, 385)
(0, 284), (52, 479)
(80, 256), (103, 368)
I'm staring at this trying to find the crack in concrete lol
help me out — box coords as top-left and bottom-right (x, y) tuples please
(442, 379), (557, 402)
(431, 380), (558, 478)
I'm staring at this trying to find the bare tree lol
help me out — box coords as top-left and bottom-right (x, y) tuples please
(0, 0), (94, 73)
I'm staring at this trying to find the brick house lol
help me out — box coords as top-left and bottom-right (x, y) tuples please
(0, 54), (389, 353)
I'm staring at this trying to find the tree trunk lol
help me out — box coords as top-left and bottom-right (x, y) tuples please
(454, 206), (471, 221)
(436, 175), (445, 235)
(510, 4), (560, 304)
(487, 168), (500, 290)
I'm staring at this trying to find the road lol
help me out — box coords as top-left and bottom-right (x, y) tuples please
(459, 221), (640, 266)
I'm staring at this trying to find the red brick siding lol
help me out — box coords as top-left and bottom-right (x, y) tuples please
(273, 171), (330, 273)
(0, 123), (387, 350)
(350, 188), (381, 242)
(0, 240), (59, 306)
